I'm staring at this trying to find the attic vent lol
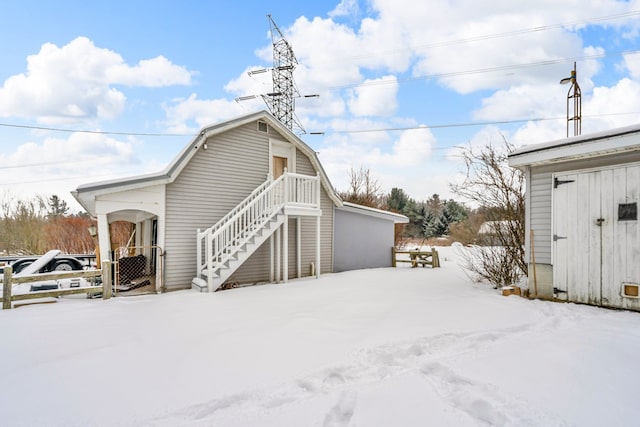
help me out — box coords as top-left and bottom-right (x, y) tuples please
(257, 121), (268, 133)
(622, 283), (639, 298)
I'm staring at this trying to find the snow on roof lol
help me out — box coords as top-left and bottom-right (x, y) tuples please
(509, 123), (640, 167)
(478, 220), (516, 234)
(339, 201), (409, 223)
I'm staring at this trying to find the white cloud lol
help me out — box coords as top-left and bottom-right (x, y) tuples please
(316, 126), (436, 197)
(329, 0), (360, 18)
(0, 37), (192, 124)
(473, 84), (564, 122)
(0, 132), (143, 212)
(106, 55), (192, 87)
(623, 53), (640, 80)
(368, 0), (630, 93)
(348, 75), (398, 116)
(584, 78), (640, 130)
(163, 94), (248, 134)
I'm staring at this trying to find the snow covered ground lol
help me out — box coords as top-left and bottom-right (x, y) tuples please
(1, 247), (639, 426)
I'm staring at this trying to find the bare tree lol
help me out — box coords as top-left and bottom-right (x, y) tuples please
(339, 166), (384, 208)
(450, 137), (526, 286)
(0, 194), (48, 255)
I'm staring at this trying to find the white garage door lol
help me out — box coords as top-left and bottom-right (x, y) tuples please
(553, 164), (640, 308)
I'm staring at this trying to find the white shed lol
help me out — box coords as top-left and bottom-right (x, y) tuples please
(509, 124), (640, 311)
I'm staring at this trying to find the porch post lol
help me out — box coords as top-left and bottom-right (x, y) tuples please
(269, 235), (274, 282)
(97, 214), (111, 266)
(155, 215), (165, 293)
(296, 217), (301, 278)
(283, 216), (288, 283)
(316, 216), (321, 279)
(275, 227), (281, 283)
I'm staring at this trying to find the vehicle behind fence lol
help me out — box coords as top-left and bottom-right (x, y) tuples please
(1, 262), (112, 310)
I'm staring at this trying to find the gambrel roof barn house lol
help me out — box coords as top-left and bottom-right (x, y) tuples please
(73, 111), (407, 293)
(509, 124), (640, 311)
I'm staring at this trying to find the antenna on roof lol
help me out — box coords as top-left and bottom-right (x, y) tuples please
(238, 14), (318, 135)
(560, 62), (582, 137)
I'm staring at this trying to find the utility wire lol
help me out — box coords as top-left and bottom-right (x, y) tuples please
(1, 10), (639, 141)
(0, 123), (191, 137)
(329, 48), (640, 90)
(2, 113), (638, 173)
(302, 10), (640, 66)
(310, 112), (640, 135)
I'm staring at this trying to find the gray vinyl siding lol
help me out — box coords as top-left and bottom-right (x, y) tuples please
(228, 149), (334, 283)
(295, 149), (334, 275)
(529, 170), (552, 264)
(527, 150), (640, 266)
(164, 122), (270, 289)
(165, 124), (335, 289)
(334, 209), (394, 272)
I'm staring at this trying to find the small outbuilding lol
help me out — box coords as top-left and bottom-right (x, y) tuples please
(509, 124), (640, 311)
(334, 202), (408, 272)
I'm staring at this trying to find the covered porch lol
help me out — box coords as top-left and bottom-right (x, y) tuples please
(73, 184), (166, 294)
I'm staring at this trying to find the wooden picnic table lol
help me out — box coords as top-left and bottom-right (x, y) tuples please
(391, 247), (440, 268)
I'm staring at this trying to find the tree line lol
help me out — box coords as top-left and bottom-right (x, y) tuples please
(339, 167), (487, 245)
(2, 138), (525, 288)
(0, 194), (130, 255)
(339, 138), (526, 288)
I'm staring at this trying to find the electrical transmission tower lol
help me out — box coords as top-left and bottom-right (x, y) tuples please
(239, 15), (315, 134)
(266, 14), (304, 133)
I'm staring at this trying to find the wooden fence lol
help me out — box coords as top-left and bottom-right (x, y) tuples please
(392, 247), (440, 268)
(1, 261), (112, 310)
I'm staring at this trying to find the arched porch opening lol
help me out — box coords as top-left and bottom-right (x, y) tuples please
(96, 208), (165, 294)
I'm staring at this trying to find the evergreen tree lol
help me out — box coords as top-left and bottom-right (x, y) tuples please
(387, 187), (409, 213)
(47, 195), (69, 218)
(422, 210), (437, 238)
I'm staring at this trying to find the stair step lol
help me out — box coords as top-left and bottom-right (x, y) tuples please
(191, 277), (208, 292)
(197, 211), (285, 292)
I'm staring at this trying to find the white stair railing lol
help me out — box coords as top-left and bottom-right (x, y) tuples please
(196, 172), (321, 291)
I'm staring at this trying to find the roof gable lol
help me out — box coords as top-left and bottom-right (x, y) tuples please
(73, 110), (342, 213)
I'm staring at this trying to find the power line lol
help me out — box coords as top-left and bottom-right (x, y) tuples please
(305, 10), (640, 66)
(0, 122), (191, 137)
(0, 173), (117, 186)
(1, 113), (637, 170)
(0, 159), (92, 170)
(310, 112), (640, 135)
(1, 112), (638, 143)
(329, 48), (640, 90)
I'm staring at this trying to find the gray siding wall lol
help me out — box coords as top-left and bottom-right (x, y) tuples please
(333, 209), (394, 272)
(528, 150), (640, 265)
(295, 149), (334, 275)
(165, 122), (269, 290)
(529, 170), (552, 264)
(165, 124), (334, 289)
(228, 148), (334, 283)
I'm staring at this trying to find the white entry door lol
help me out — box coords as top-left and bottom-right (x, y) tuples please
(553, 165), (640, 307)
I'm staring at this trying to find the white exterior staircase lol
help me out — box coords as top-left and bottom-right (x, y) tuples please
(192, 172), (320, 292)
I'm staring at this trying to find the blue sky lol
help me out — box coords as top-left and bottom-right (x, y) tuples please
(2, 0), (640, 212)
